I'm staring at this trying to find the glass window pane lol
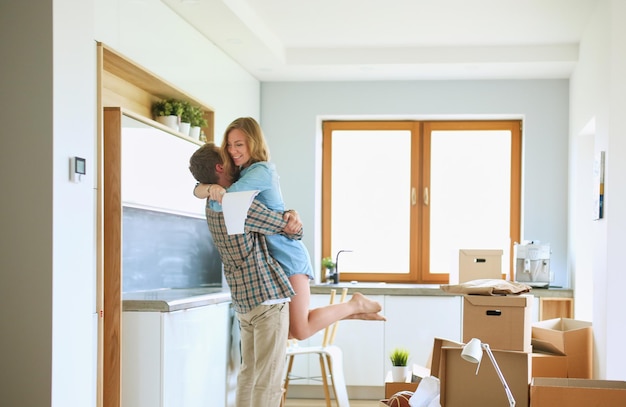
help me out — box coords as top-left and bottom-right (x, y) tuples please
(331, 130), (412, 274)
(429, 130), (511, 274)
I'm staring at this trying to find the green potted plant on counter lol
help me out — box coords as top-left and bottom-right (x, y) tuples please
(389, 347), (410, 382)
(322, 256), (336, 283)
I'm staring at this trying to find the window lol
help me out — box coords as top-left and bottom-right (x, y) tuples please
(322, 120), (521, 284)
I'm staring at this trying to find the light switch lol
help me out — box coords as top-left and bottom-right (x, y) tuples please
(70, 157), (86, 183)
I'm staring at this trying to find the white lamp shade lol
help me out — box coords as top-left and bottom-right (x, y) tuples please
(461, 337), (483, 364)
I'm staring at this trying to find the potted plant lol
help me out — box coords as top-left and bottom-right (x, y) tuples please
(187, 104), (208, 140)
(322, 256), (336, 282)
(151, 98), (184, 131)
(389, 347), (410, 382)
(178, 100), (192, 136)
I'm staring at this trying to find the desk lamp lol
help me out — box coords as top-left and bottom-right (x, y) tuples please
(461, 337), (516, 407)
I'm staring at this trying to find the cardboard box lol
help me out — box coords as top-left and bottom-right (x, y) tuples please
(384, 381), (419, 399)
(439, 346), (531, 407)
(531, 318), (593, 378)
(382, 338), (459, 402)
(532, 352), (568, 378)
(384, 370), (420, 398)
(428, 337), (465, 379)
(530, 377), (626, 407)
(463, 294), (532, 352)
(451, 249), (504, 284)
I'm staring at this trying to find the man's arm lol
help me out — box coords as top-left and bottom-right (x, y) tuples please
(282, 210), (302, 235)
(245, 200), (303, 240)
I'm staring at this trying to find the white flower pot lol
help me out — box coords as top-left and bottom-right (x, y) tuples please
(156, 115), (179, 131)
(189, 126), (201, 140)
(391, 365), (409, 382)
(178, 121), (191, 136)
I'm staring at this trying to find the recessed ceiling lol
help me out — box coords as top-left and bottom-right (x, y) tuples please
(162, 0), (599, 81)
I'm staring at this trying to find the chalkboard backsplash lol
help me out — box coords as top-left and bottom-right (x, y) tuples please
(122, 206), (222, 293)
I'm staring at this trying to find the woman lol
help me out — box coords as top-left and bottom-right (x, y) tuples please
(195, 117), (385, 340)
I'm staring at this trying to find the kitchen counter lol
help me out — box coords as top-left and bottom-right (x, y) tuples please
(123, 287), (231, 312)
(310, 282), (573, 298)
(122, 282), (571, 313)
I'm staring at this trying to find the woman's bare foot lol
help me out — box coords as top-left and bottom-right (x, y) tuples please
(349, 292), (382, 314)
(345, 312), (387, 321)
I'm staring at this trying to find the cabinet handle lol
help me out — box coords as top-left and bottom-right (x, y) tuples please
(411, 187), (416, 206)
(423, 187), (429, 206)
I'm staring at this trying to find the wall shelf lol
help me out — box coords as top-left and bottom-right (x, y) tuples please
(98, 42), (214, 141)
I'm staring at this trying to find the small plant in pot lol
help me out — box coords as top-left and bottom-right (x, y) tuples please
(178, 100), (193, 136)
(186, 104), (208, 140)
(152, 98), (184, 131)
(389, 347), (410, 382)
(322, 256), (336, 282)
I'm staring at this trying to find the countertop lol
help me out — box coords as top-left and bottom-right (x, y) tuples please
(123, 287), (231, 312)
(309, 282), (573, 298)
(122, 282), (572, 313)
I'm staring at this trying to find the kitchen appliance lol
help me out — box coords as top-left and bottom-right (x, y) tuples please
(514, 241), (551, 288)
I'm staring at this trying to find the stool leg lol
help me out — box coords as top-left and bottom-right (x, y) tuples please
(325, 348), (350, 407)
(318, 354), (331, 407)
(283, 355), (295, 397)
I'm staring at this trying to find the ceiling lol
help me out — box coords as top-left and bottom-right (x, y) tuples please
(162, 0), (599, 82)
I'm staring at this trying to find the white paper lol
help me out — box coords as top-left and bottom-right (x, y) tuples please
(222, 190), (260, 235)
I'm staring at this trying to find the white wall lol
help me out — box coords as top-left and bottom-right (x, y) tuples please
(94, 0), (261, 142)
(569, 0), (626, 381)
(260, 80), (570, 286)
(570, 0), (626, 380)
(0, 0), (261, 405)
(0, 0), (96, 405)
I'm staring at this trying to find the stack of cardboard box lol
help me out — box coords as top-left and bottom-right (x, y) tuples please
(380, 295), (626, 406)
(438, 294), (534, 407)
(528, 318), (626, 406)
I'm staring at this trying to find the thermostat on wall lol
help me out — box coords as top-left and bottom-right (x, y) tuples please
(70, 157), (86, 183)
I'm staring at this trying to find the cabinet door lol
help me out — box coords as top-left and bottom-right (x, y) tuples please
(290, 294), (386, 387)
(162, 303), (231, 407)
(122, 312), (163, 407)
(384, 296), (462, 370)
(332, 294), (385, 386)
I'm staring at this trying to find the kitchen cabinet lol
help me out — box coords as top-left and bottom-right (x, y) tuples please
(331, 295), (386, 386)
(286, 294), (385, 387)
(538, 297), (574, 320)
(99, 42), (215, 404)
(384, 295), (462, 370)
(122, 302), (230, 407)
(290, 294), (460, 388)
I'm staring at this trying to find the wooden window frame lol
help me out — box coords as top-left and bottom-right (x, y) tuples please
(322, 120), (521, 284)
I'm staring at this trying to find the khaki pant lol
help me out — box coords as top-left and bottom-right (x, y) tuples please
(236, 303), (289, 407)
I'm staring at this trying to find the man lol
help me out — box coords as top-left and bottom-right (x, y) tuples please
(189, 143), (299, 407)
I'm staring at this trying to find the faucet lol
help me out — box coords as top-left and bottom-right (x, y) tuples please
(330, 250), (353, 284)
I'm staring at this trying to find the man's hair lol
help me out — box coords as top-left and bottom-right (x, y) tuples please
(189, 142), (222, 184)
(220, 117), (270, 177)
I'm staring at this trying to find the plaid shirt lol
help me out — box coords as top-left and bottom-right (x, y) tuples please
(206, 200), (298, 314)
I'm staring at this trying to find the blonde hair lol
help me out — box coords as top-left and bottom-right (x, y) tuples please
(220, 117), (270, 178)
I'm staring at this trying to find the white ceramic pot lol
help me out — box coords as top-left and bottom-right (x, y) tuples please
(391, 365), (409, 382)
(178, 121), (191, 136)
(156, 115), (179, 131)
(189, 126), (201, 140)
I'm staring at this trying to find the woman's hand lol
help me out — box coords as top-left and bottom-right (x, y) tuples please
(194, 183), (210, 199)
(208, 184), (226, 203)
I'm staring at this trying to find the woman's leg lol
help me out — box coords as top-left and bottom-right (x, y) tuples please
(288, 274), (385, 341)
